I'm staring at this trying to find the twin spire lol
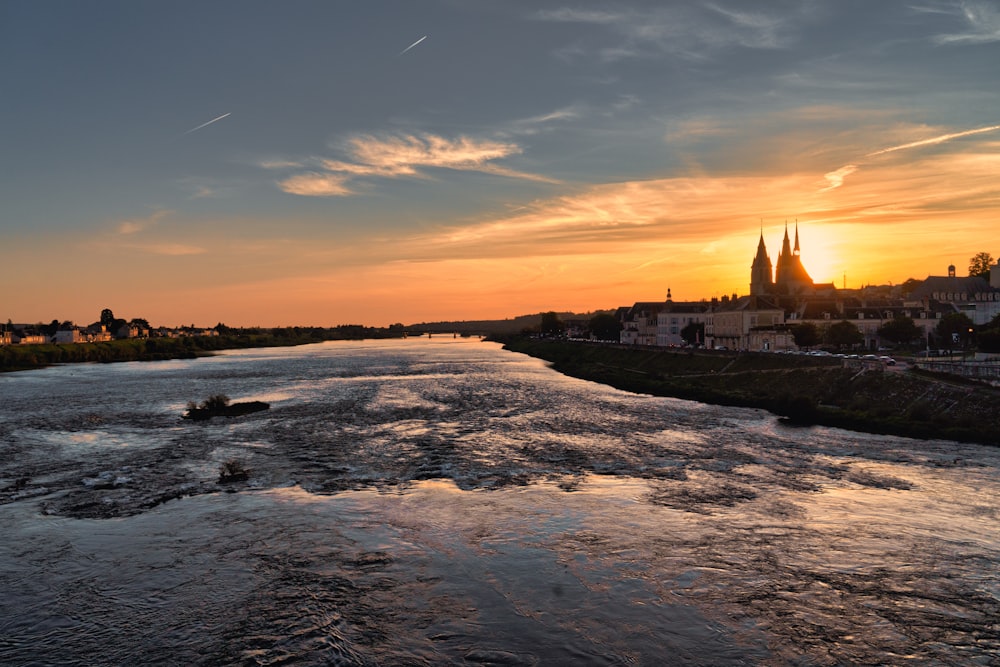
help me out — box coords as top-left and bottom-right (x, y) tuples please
(751, 220), (812, 295)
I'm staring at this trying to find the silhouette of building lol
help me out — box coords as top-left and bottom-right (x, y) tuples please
(749, 231), (773, 296)
(774, 221), (814, 294)
(750, 222), (837, 297)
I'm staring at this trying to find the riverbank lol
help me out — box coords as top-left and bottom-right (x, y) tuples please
(503, 338), (1000, 446)
(0, 330), (398, 373)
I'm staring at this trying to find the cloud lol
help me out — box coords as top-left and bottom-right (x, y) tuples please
(534, 4), (798, 62)
(816, 123), (1000, 194)
(347, 134), (521, 172)
(277, 133), (552, 196)
(258, 159), (304, 170)
(136, 243), (206, 256)
(933, 0), (1000, 44)
(821, 165), (858, 191)
(536, 8), (621, 24)
(512, 106), (582, 130)
(191, 185), (216, 199)
(278, 172), (354, 197)
(866, 124), (1000, 156)
(116, 210), (170, 235)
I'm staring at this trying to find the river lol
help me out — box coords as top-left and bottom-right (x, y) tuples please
(0, 337), (996, 665)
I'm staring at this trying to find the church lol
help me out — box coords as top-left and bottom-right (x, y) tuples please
(750, 222), (833, 296)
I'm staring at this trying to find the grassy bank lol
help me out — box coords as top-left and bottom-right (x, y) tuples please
(503, 338), (1000, 446)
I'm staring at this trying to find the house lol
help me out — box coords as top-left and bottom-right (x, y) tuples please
(906, 266), (1000, 325)
(656, 300), (710, 347)
(620, 302), (667, 346)
(705, 295), (784, 351)
(84, 325), (113, 342)
(53, 328), (85, 344)
(14, 330), (47, 345)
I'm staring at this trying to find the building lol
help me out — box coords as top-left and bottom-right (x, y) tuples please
(53, 328), (85, 344)
(774, 222), (814, 295)
(618, 227), (994, 353)
(751, 222), (836, 298)
(906, 265), (1000, 326)
(705, 295), (785, 350)
(620, 302), (666, 346)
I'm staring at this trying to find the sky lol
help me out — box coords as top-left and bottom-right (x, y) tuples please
(2, 0), (999, 327)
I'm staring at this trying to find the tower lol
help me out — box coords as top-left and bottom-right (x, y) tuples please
(774, 220), (813, 294)
(750, 230), (773, 295)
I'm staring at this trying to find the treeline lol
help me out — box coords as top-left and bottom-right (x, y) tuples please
(0, 325), (403, 372)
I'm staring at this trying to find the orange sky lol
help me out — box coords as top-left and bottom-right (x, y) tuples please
(3, 4), (999, 327)
(9, 123), (997, 327)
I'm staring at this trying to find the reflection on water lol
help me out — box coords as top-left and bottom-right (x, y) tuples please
(0, 338), (997, 665)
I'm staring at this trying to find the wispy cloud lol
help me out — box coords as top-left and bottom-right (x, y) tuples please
(278, 172), (354, 197)
(258, 159), (304, 170)
(535, 4), (798, 62)
(536, 8), (621, 24)
(132, 243), (207, 256)
(933, 0), (1000, 44)
(116, 210), (170, 235)
(821, 165), (858, 191)
(504, 106), (584, 136)
(276, 133), (553, 197)
(816, 123), (1000, 192)
(348, 134), (521, 173)
(866, 124), (1000, 156)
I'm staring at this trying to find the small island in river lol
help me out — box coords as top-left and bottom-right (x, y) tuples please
(182, 394), (270, 421)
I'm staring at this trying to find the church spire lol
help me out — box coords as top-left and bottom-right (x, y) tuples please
(794, 219), (801, 256)
(750, 223), (773, 296)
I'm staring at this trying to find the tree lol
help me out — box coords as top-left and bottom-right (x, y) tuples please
(968, 252), (994, 280)
(589, 313), (622, 341)
(100, 308), (115, 327)
(978, 313), (1000, 353)
(935, 312), (975, 350)
(877, 316), (922, 347)
(540, 311), (564, 336)
(680, 321), (705, 346)
(791, 322), (821, 349)
(825, 320), (864, 349)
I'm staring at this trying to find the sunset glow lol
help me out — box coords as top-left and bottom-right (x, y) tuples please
(3, 2), (998, 326)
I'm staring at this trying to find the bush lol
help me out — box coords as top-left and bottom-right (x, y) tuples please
(201, 394), (230, 410)
(218, 459), (249, 483)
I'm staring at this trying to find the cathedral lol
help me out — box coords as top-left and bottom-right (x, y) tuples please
(750, 222), (817, 296)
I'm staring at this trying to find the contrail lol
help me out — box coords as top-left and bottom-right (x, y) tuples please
(183, 112), (231, 135)
(866, 124), (1000, 156)
(399, 35), (427, 55)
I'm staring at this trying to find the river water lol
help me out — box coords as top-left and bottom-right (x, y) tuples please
(0, 338), (996, 666)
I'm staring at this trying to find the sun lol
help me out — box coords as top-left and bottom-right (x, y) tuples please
(795, 224), (846, 288)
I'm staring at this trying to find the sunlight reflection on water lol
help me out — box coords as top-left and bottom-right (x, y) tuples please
(0, 338), (997, 665)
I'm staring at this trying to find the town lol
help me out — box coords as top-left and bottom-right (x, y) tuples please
(600, 224), (1000, 357)
(0, 308), (219, 346)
